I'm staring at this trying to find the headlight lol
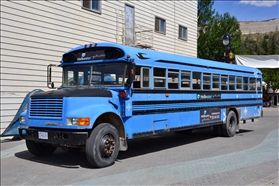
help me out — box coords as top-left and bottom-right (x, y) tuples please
(19, 116), (26, 124)
(67, 118), (90, 126)
(67, 118), (78, 125)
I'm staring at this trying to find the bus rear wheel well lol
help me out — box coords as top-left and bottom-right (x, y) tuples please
(228, 108), (239, 124)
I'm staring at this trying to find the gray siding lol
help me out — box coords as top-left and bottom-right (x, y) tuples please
(0, 0), (197, 134)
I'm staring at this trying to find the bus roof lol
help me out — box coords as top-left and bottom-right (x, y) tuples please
(65, 42), (262, 75)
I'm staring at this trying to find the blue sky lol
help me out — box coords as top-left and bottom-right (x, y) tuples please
(213, 0), (279, 22)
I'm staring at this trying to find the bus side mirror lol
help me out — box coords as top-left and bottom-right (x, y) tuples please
(127, 59), (135, 86)
(47, 64), (58, 89)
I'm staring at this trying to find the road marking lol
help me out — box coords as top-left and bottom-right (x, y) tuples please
(69, 128), (279, 185)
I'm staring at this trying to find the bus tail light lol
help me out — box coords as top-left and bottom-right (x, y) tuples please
(119, 91), (127, 99)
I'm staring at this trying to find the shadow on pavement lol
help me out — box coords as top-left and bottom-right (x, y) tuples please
(14, 128), (253, 169)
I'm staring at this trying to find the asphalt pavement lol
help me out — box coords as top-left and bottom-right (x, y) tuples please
(1, 107), (278, 185)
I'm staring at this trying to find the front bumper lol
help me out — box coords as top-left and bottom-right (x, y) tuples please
(19, 128), (88, 145)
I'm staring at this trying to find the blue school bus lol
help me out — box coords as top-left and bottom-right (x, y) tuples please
(19, 42), (263, 168)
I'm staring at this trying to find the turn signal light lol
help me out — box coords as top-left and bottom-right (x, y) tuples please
(78, 118), (90, 126)
(119, 90), (127, 99)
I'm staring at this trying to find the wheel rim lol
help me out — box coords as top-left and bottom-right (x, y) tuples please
(99, 134), (115, 159)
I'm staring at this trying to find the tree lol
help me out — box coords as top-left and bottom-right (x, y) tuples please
(198, 0), (215, 28)
(261, 35), (269, 55)
(198, 12), (242, 62)
(260, 68), (279, 93)
(270, 35), (278, 54)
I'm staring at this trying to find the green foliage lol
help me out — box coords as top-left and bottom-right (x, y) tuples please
(260, 68), (279, 92)
(198, 11), (242, 62)
(198, 0), (215, 27)
(241, 32), (279, 55)
(197, 1), (279, 91)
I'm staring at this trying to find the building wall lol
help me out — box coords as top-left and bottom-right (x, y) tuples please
(0, 0), (197, 134)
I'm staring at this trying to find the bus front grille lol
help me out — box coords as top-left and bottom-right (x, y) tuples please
(29, 97), (63, 118)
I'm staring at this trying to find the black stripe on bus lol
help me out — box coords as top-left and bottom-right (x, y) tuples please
(132, 103), (261, 115)
(132, 98), (262, 105)
(132, 121), (224, 138)
(156, 60), (259, 74)
(133, 89), (262, 94)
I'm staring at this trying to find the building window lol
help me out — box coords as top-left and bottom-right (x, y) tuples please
(83, 0), (101, 12)
(155, 17), (166, 34)
(178, 25), (187, 40)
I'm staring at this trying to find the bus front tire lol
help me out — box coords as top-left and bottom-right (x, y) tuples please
(86, 123), (120, 168)
(26, 140), (57, 156)
(222, 110), (237, 137)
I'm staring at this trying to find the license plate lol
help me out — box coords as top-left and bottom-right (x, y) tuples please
(38, 131), (48, 140)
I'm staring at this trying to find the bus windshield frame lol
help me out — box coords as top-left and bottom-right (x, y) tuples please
(62, 62), (128, 88)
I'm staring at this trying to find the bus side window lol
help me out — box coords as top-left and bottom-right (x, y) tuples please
(221, 75), (228, 90)
(192, 72), (201, 90)
(257, 78), (261, 91)
(168, 70), (179, 89)
(203, 73), (211, 90)
(229, 75), (235, 90)
(250, 77), (256, 91)
(243, 77), (248, 90)
(141, 67), (150, 88)
(134, 66), (141, 88)
(236, 76), (242, 90)
(212, 74), (220, 90)
(134, 66), (151, 89)
(181, 71), (191, 90)
(154, 68), (166, 88)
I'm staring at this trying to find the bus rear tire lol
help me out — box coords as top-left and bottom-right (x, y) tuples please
(222, 110), (237, 137)
(86, 123), (120, 168)
(26, 140), (57, 156)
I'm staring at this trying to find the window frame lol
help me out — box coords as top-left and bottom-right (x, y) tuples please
(178, 25), (188, 41)
(181, 70), (191, 90)
(229, 75), (236, 91)
(168, 69), (179, 90)
(141, 67), (151, 88)
(154, 67), (166, 89)
(82, 0), (101, 14)
(203, 72), (211, 90)
(212, 74), (220, 90)
(155, 17), (166, 34)
(192, 71), (201, 90)
(221, 75), (228, 90)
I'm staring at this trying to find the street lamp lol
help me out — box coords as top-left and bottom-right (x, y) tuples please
(222, 32), (231, 63)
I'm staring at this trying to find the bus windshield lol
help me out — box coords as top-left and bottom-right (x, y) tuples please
(62, 62), (127, 87)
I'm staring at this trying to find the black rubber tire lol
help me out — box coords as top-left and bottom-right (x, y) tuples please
(86, 123), (120, 168)
(26, 140), (57, 156)
(222, 110), (237, 137)
(266, 101), (271, 107)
